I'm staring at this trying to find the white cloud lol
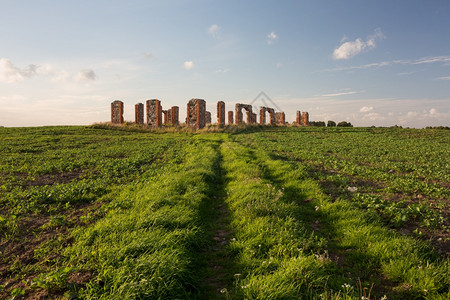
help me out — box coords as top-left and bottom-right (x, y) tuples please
(436, 76), (450, 80)
(74, 69), (97, 82)
(142, 52), (153, 59)
(360, 106), (373, 112)
(322, 91), (357, 97)
(267, 31), (277, 44)
(333, 28), (385, 60)
(214, 68), (229, 73)
(0, 58), (39, 83)
(183, 61), (194, 70)
(208, 24), (220, 38)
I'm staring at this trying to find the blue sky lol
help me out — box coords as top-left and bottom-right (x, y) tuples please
(1, 0), (449, 127)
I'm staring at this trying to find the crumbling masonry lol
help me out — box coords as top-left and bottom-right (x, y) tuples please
(135, 103), (144, 124)
(260, 107), (275, 125)
(186, 98), (206, 129)
(235, 103), (253, 125)
(228, 111), (234, 125)
(170, 106), (179, 126)
(275, 112), (286, 125)
(146, 99), (162, 127)
(301, 112), (309, 126)
(217, 101), (225, 127)
(205, 111), (212, 124)
(111, 100), (124, 124)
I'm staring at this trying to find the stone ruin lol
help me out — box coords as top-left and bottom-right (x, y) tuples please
(111, 100), (124, 124)
(135, 103), (144, 124)
(275, 112), (286, 125)
(235, 103), (254, 125)
(205, 111), (212, 125)
(111, 98), (309, 129)
(260, 107), (275, 125)
(186, 98), (206, 129)
(146, 99), (162, 127)
(228, 111), (234, 125)
(170, 106), (180, 126)
(301, 111), (309, 126)
(217, 101), (225, 127)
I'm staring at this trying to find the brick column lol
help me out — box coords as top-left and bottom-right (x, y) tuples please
(146, 99), (162, 127)
(187, 99), (206, 129)
(217, 101), (225, 127)
(228, 111), (234, 125)
(296, 111), (301, 126)
(171, 106), (179, 125)
(135, 103), (144, 124)
(111, 100), (124, 124)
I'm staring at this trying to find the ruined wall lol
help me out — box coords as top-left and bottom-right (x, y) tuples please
(205, 111), (212, 124)
(163, 110), (169, 125)
(275, 112), (285, 125)
(186, 98), (206, 129)
(146, 99), (162, 127)
(111, 100), (124, 124)
(260, 107), (275, 125)
(170, 106), (179, 125)
(135, 103), (144, 124)
(296, 111), (302, 126)
(217, 101), (225, 127)
(235, 103), (253, 125)
(301, 112), (309, 126)
(228, 111), (234, 125)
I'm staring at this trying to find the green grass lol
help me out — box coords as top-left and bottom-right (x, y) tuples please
(0, 126), (448, 299)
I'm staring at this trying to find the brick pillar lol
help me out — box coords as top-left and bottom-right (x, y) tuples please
(228, 111), (234, 125)
(260, 107), (266, 124)
(235, 104), (242, 125)
(217, 101), (225, 127)
(187, 99), (206, 129)
(252, 113), (257, 124)
(135, 103), (144, 124)
(302, 112), (309, 126)
(296, 111), (301, 126)
(205, 111), (212, 124)
(171, 106), (179, 125)
(111, 100), (124, 124)
(146, 99), (162, 127)
(280, 112), (285, 125)
(163, 110), (169, 125)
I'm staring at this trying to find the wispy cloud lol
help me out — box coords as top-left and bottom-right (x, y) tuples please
(208, 24), (220, 38)
(183, 61), (194, 70)
(214, 68), (229, 73)
(324, 55), (450, 72)
(321, 90), (358, 97)
(74, 69), (97, 82)
(0, 58), (39, 83)
(436, 76), (450, 80)
(333, 28), (385, 60)
(267, 31), (277, 44)
(360, 106), (373, 112)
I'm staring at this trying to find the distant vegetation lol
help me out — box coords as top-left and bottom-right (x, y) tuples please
(0, 126), (448, 299)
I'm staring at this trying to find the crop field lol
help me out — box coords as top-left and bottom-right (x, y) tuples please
(0, 125), (449, 299)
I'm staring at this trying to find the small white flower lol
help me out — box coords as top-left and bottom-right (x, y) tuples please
(315, 206), (320, 211)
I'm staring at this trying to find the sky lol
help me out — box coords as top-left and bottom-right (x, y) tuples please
(1, 0), (450, 128)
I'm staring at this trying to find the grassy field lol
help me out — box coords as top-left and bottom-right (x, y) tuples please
(0, 125), (448, 299)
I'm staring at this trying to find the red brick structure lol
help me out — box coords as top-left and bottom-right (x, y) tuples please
(296, 111), (301, 125)
(275, 112), (286, 125)
(205, 111), (212, 124)
(228, 111), (234, 125)
(235, 103), (253, 125)
(135, 103), (144, 124)
(146, 99), (162, 127)
(217, 101), (225, 127)
(301, 112), (309, 126)
(187, 98), (206, 129)
(260, 107), (275, 125)
(111, 100), (124, 124)
(162, 110), (169, 125)
(170, 106), (179, 125)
